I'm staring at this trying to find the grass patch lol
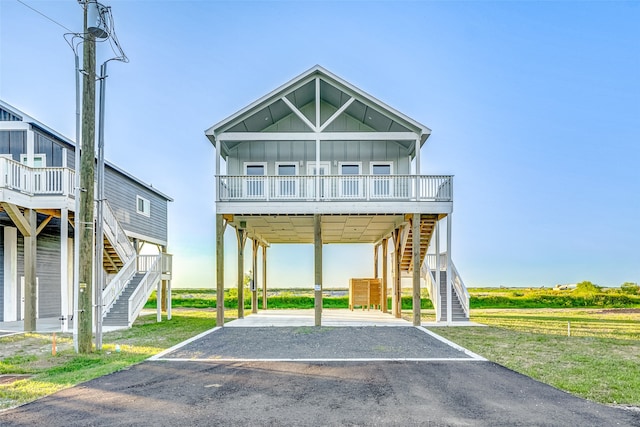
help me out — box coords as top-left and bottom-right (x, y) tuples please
(0, 309), (235, 411)
(430, 308), (640, 405)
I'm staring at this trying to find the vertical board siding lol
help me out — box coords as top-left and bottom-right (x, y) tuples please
(0, 227), (4, 321)
(104, 167), (168, 244)
(16, 223), (62, 319)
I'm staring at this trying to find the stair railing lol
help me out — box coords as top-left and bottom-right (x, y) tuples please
(450, 260), (470, 317)
(127, 254), (162, 326)
(102, 200), (136, 263)
(102, 256), (137, 318)
(421, 254), (440, 319)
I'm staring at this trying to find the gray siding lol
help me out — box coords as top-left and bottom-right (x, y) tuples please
(104, 167), (168, 244)
(17, 220), (61, 319)
(0, 227), (3, 321)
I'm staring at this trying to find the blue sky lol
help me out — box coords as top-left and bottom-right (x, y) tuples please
(1, 0), (638, 288)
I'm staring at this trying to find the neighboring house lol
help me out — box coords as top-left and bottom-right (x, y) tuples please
(206, 65), (468, 326)
(0, 100), (172, 329)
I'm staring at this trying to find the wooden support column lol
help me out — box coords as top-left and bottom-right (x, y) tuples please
(236, 226), (247, 319)
(314, 214), (322, 326)
(23, 209), (37, 332)
(392, 228), (401, 318)
(373, 244), (379, 279)
(382, 238), (388, 313)
(262, 244), (267, 310)
(215, 214), (225, 327)
(412, 214), (421, 326)
(251, 239), (259, 314)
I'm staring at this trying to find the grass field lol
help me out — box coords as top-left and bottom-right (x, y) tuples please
(0, 309), (228, 411)
(431, 308), (640, 405)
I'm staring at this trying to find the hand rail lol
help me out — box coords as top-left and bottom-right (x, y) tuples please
(102, 256), (137, 317)
(420, 258), (439, 319)
(102, 200), (136, 262)
(127, 254), (161, 326)
(0, 157), (75, 196)
(423, 253), (469, 319)
(216, 175), (453, 202)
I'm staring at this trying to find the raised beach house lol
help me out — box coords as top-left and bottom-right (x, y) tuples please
(206, 66), (467, 326)
(0, 100), (172, 330)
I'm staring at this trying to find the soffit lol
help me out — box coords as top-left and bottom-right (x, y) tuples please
(228, 214), (406, 244)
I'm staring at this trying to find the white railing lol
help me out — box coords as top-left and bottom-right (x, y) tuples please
(0, 157), (75, 196)
(217, 175), (453, 202)
(102, 256), (137, 317)
(423, 253), (469, 319)
(103, 200), (136, 262)
(421, 259), (439, 320)
(128, 254), (161, 326)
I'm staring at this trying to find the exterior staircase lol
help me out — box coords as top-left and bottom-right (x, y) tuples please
(399, 214), (438, 272)
(103, 273), (145, 326)
(436, 271), (469, 322)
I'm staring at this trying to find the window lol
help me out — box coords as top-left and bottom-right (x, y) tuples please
(136, 195), (150, 217)
(20, 154), (46, 167)
(244, 162), (266, 198)
(276, 162), (298, 197)
(339, 162), (362, 198)
(370, 161), (393, 197)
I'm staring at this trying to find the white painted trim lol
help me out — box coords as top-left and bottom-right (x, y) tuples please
(60, 209), (69, 332)
(280, 96), (316, 132)
(416, 326), (487, 360)
(136, 195), (151, 217)
(216, 200), (453, 215)
(218, 131), (419, 142)
(148, 326), (222, 360)
(319, 97), (355, 132)
(3, 227), (17, 321)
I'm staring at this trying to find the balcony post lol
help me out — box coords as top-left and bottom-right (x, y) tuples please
(215, 138), (221, 202)
(447, 214), (452, 324)
(373, 244), (379, 279)
(435, 219), (441, 322)
(251, 239), (258, 314)
(392, 227), (402, 318)
(415, 137), (421, 201)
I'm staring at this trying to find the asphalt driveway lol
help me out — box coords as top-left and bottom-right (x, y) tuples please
(0, 325), (638, 426)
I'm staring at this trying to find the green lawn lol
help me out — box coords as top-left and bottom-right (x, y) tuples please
(431, 308), (640, 405)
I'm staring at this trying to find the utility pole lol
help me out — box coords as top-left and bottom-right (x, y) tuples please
(78, 4), (96, 353)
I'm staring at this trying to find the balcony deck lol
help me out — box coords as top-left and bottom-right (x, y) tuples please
(0, 157), (75, 209)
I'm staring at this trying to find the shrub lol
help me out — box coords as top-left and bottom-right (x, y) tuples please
(574, 281), (601, 294)
(621, 282), (640, 295)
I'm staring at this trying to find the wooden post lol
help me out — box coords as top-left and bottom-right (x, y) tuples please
(382, 238), (388, 313)
(251, 239), (258, 314)
(23, 209), (37, 332)
(215, 214), (225, 327)
(78, 6), (96, 353)
(446, 214), (452, 324)
(314, 214), (322, 326)
(392, 228), (401, 318)
(412, 214), (421, 326)
(236, 227), (247, 319)
(435, 219), (441, 322)
(373, 244), (379, 279)
(262, 244), (267, 310)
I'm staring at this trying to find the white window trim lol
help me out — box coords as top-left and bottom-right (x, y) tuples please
(21, 153), (46, 167)
(275, 162), (299, 198)
(369, 161), (394, 198)
(369, 161), (393, 175)
(243, 162), (267, 199)
(338, 161), (363, 198)
(136, 195), (151, 217)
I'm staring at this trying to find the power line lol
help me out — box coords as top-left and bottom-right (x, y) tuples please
(16, 0), (75, 33)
